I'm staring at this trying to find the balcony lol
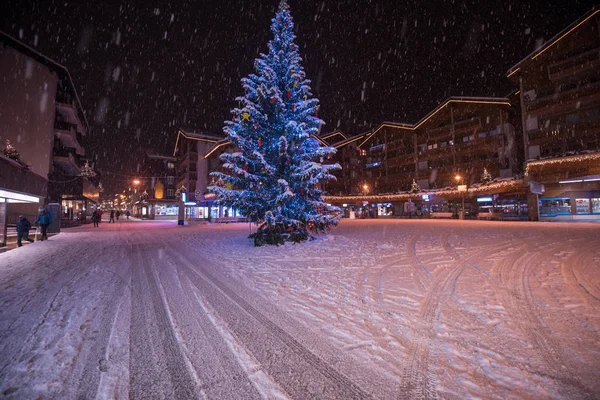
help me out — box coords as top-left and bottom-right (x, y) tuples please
(53, 149), (81, 176)
(548, 47), (600, 82)
(526, 80), (600, 114)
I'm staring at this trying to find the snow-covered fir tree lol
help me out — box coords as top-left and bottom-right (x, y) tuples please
(209, 0), (340, 246)
(80, 161), (96, 179)
(2, 140), (19, 160)
(409, 179), (421, 193)
(481, 168), (492, 183)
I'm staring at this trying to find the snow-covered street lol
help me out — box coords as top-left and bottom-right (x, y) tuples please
(0, 219), (599, 399)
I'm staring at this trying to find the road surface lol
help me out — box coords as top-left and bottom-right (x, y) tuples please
(0, 219), (599, 399)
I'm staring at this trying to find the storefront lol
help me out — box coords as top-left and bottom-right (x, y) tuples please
(185, 201), (245, 222)
(153, 202), (179, 220)
(539, 190), (600, 219)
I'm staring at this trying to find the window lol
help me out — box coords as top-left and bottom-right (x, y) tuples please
(167, 176), (174, 184)
(463, 136), (469, 142)
(575, 198), (590, 214)
(584, 108), (600, 122)
(167, 189), (175, 197)
(478, 132), (487, 139)
(167, 162), (175, 169)
(592, 198), (600, 214)
(566, 113), (579, 125)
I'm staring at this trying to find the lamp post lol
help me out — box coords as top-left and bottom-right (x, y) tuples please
(455, 174), (466, 219)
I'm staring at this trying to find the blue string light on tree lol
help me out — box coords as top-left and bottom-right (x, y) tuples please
(208, 0), (341, 246)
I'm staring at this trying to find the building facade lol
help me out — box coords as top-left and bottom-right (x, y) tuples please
(0, 30), (97, 240)
(507, 7), (600, 220)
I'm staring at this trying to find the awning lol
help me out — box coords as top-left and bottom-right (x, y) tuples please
(0, 188), (41, 203)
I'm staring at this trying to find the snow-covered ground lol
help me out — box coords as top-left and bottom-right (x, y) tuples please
(0, 219), (599, 399)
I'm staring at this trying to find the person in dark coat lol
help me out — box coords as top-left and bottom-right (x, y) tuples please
(116, 210), (121, 221)
(109, 210), (115, 223)
(34, 207), (52, 241)
(92, 210), (100, 227)
(16, 215), (35, 247)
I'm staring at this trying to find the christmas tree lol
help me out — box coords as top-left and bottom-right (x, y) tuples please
(409, 179), (421, 193)
(209, 0), (341, 246)
(2, 140), (20, 160)
(481, 168), (492, 183)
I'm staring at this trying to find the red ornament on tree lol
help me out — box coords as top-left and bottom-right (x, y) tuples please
(243, 164), (249, 172)
(270, 97), (275, 104)
(291, 104), (295, 112)
(287, 89), (291, 98)
(258, 138), (263, 147)
(300, 188), (303, 194)
(315, 107), (319, 117)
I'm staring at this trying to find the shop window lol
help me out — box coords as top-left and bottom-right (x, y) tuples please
(540, 198), (571, 216)
(575, 198), (590, 214)
(592, 198), (600, 214)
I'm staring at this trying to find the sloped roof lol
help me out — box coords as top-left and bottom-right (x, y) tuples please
(331, 96), (511, 149)
(506, 6), (599, 78)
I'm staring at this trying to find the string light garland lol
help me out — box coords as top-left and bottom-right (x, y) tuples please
(525, 152), (600, 176)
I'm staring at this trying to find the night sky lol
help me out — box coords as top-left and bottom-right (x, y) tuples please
(1, 0), (597, 191)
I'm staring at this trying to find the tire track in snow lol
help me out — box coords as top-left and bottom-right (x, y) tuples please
(167, 245), (372, 400)
(73, 250), (131, 399)
(406, 235), (432, 292)
(493, 240), (594, 398)
(562, 251), (600, 305)
(128, 243), (197, 399)
(398, 240), (517, 399)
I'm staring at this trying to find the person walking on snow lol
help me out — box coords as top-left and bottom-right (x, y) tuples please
(92, 209), (100, 227)
(126, 210), (131, 220)
(109, 210), (115, 223)
(116, 210), (121, 221)
(34, 207), (52, 241)
(16, 215), (35, 247)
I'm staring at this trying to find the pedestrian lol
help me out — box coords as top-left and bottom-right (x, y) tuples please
(34, 206), (52, 241)
(109, 209), (115, 223)
(16, 215), (35, 247)
(92, 209), (100, 227)
(116, 210), (121, 221)
(126, 210), (131, 220)
(97, 208), (103, 223)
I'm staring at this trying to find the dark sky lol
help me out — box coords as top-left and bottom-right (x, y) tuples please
(1, 0), (597, 190)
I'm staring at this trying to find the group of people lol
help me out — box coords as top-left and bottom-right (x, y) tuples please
(91, 208), (131, 227)
(15, 206), (52, 247)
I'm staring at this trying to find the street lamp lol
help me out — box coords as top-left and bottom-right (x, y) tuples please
(455, 174), (465, 219)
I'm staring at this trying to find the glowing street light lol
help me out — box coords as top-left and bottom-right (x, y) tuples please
(133, 179), (141, 186)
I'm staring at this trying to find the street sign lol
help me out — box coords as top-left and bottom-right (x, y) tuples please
(529, 181), (545, 195)
(458, 185), (467, 192)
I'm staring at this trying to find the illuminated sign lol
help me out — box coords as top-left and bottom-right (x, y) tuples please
(477, 197), (493, 202)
